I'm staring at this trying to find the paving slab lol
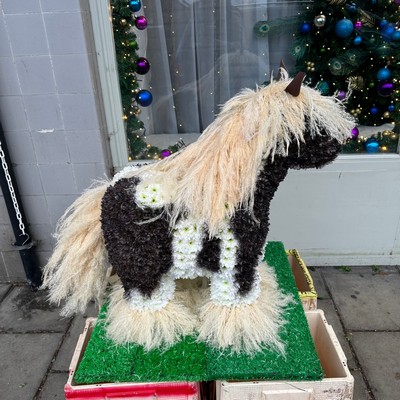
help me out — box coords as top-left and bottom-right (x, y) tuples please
(0, 285), (70, 332)
(37, 372), (69, 399)
(309, 267), (329, 299)
(352, 369), (373, 400)
(321, 268), (400, 330)
(52, 302), (99, 371)
(0, 282), (11, 300)
(351, 332), (400, 400)
(0, 333), (63, 400)
(317, 299), (356, 369)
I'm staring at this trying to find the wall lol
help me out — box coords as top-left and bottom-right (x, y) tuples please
(269, 155), (400, 266)
(0, 0), (110, 281)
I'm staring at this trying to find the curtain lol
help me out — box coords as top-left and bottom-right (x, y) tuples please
(139, 0), (299, 135)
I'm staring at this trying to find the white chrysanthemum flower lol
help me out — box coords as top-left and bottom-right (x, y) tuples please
(170, 217), (206, 279)
(112, 165), (140, 183)
(210, 277), (237, 305)
(220, 257), (236, 270)
(135, 182), (165, 208)
(126, 276), (176, 311)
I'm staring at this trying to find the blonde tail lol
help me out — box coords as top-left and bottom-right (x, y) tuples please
(42, 181), (110, 316)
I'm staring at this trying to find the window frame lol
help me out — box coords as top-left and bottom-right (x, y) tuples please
(89, 0), (129, 172)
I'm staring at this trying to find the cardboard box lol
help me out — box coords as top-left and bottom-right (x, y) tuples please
(287, 249), (318, 310)
(65, 318), (200, 399)
(216, 310), (354, 400)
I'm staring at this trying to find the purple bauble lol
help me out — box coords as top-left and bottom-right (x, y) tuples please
(377, 81), (394, 97)
(160, 149), (172, 159)
(135, 57), (150, 75)
(396, 0), (400, 4)
(351, 127), (359, 139)
(336, 90), (347, 101)
(134, 15), (148, 30)
(354, 20), (362, 30)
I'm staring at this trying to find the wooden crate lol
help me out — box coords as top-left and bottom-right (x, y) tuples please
(216, 310), (354, 400)
(287, 249), (318, 310)
(64, 318), (200, 399)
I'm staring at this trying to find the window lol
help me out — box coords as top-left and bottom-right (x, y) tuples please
(89, 0), (399, 169)
(89, 0), (300, 167)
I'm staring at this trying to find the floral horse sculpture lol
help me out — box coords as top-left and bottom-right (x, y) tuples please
(43, 69), (355, 354)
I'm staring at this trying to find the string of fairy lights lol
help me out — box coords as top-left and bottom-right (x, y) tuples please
(289, 0), (400, 153)
(111, 0), (185, 160)
(113, 0), (399, 157)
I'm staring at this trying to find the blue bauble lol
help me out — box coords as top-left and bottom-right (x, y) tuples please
(371, 0), (377, 4)
(392, 30), (400, 41)
(382, 24), (395, 41)
(379, 19), (388, 29)
(365, 138), (379, 153)
(377, 67), (392, 81)
(388, 104), (395, 112)
(335, 19), (354, 38)
(136, 89), (153, 107)
(129, 0), (141, 12)
(346, 3), (358, 13)
(300, 22), (311, 34)
(370, 106), (379, 115)
(353, 35), (362, 45)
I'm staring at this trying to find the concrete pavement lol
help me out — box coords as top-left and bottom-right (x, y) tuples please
(0, 265), (399, 399)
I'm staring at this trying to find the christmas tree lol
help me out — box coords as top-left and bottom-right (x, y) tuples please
(292, 0), (400, 153)
(111, 0), (181, 160)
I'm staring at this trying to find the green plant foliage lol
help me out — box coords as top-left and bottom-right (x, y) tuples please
(111, 1), (184, 160)
(342, 129), (399, 153)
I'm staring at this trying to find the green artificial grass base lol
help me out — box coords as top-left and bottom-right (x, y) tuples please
(74, 242), (323, 384)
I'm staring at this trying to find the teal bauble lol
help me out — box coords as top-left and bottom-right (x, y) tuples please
(365, 138), (379, 153)
(335, 19), (353, 38)
(377, 68), (391, 81)
(316, 80), (330, 95)
(129, 0), (141, 12)
(392, 30), (400, 41)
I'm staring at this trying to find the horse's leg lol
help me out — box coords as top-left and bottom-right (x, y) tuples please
(101, 177), (173, 301)
(230, 210), (269, 300)
(206, 219), (263, 306)
(198, 214), (290, 353)
(101, 177), (196, 347)
(207, 226), (243, 305)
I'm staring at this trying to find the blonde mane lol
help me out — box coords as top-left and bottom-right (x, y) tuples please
(131, 73), (355, 236)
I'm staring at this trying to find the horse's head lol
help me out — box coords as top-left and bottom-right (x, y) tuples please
(281, 70), (352, 170)
(285, 122), (344, 170)
(252, 67), (355, 170)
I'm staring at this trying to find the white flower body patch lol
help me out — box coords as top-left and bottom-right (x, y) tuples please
(133, 177), (260, 309)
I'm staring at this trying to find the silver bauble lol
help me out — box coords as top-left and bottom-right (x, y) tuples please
(314, 15), (326, 28)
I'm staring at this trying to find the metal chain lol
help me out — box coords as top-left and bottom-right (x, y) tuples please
(0, 139), (28, 242)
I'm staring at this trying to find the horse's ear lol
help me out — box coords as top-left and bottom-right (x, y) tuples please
(277, 60), (288, 81)
(285, 72), (306, 97)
